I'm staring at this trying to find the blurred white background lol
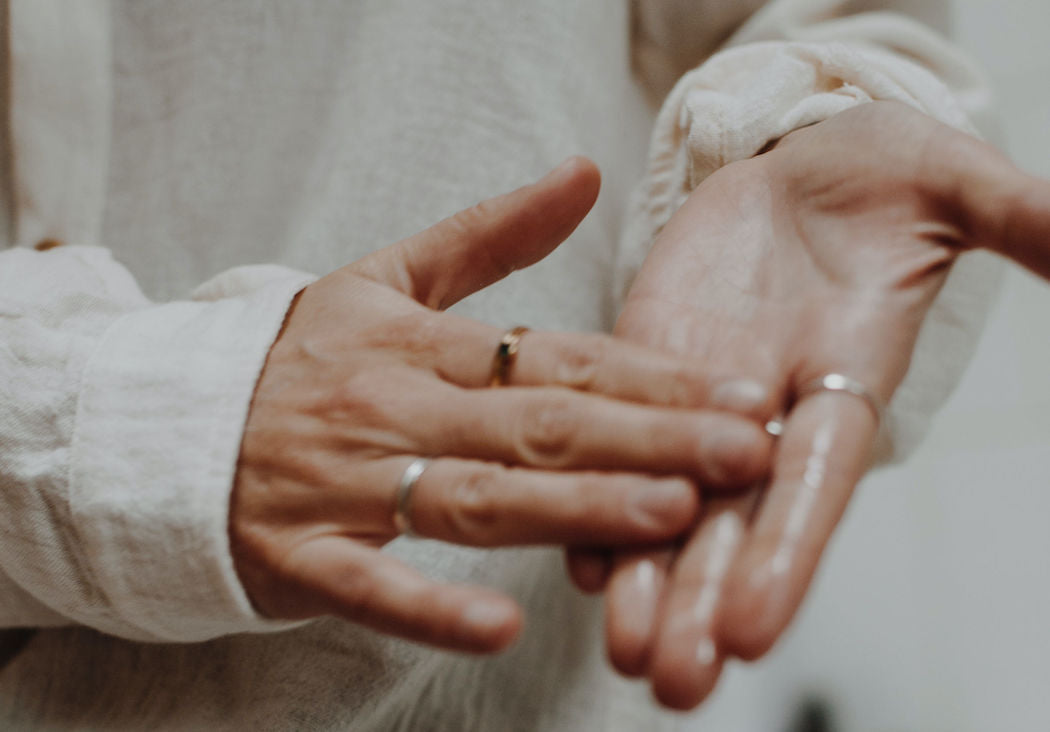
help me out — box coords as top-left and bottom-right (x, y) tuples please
(685, 2), (1050, 730)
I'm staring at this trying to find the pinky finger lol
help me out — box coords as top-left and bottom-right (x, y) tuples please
(288, 536), (523, 654)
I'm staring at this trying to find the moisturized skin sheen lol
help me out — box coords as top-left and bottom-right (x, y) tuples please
(588, 101), (1050, 709)
(230, 158), (775, 653)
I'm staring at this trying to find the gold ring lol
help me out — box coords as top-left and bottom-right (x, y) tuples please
(490, 326), (529, 387)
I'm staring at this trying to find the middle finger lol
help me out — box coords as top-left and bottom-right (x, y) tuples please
(410, 386), (773, 488)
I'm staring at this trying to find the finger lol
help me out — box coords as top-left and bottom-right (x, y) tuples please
(397, 457), (701, 547)
(616, 295), (792, 420)
(718, 392), (877, 661)
(282, 536), (522, 654)
(349, 157), (601, 309)
(928, 126), (1050, 280)
(566, 548), (612, 594)
(414, 387), (774, 490)
(425, 318), (776, 420)
(979, 170), (1050, 280)
(604, 547), (675, 677)
(645, 493), (757, 710)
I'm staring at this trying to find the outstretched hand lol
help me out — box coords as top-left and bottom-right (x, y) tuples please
(591, 101), (1050, 708)
(230, 158), (773, 655)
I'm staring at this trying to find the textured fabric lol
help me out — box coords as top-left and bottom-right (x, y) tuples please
(617, 24), (1002, 461)
(0, 0), (995, 729)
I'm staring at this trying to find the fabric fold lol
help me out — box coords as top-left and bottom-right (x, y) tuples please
(0, 243), (314, 641)
(616, 35), (1002, 460)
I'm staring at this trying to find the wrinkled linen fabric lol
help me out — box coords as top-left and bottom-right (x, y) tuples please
(0, 0), (994, 729)
(621, 3), (1002, 460)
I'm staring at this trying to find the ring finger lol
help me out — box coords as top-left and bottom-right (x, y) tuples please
(345, 456), (704, 547)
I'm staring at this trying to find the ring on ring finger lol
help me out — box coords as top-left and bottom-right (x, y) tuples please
(393, 457), (431, 537)
(795, 373), (884, 426)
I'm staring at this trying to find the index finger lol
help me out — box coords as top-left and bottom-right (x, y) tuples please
(717, 391), (878, 660)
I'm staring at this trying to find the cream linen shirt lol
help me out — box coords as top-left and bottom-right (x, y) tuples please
(0, 1), (995, 729)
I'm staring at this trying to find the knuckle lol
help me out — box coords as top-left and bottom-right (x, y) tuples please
(569, 473), (612, 517)
(442, 467), (505, 544)
(449, 201), (515, 278)
(514, 396), (580, 466)
(328, 372), (415, 452)
(665, 366), (705, 407)
(329, 563), (380, 619)
(552, 336), (606, 391)
(368, 313), (443, 364)
(453, 200), (493, 234)
(331, 371), (385, 422)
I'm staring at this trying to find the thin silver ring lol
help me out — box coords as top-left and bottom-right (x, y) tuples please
(393, 458), (431, 537)
(795, 373), (885, 425)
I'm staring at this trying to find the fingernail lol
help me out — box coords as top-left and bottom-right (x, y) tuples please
(540, 156), (578, 183)
(633, 559), (657, 595)
(618, 560), (659, 638)
(711, 379), (769, 413)
(695, 638), (717, 667)
(462, 601), (513, 634)
(632, 480), (695, 528)
(704, 422), (763, 485)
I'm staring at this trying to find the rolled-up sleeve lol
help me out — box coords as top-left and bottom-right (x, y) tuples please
(0, 245), (314, 641)
(621, 0), (1002, 460)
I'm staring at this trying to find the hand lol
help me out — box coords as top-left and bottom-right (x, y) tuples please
(588, 101), (1050, 708)
(230, 158), (773, 655)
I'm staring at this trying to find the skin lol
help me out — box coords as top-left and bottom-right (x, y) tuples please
(581, 101), (1050, 710)
(229, 157), (774, 655)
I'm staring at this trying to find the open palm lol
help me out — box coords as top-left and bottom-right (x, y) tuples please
(601, 101), (1050, 708)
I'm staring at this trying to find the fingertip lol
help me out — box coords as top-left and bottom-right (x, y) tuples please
(718, 565), (793, 661)
(604, 560), (662, 677)
(607, 641), (649, 678)
(702, 419), (774, 489)
(606, 600), (652, 677)
(709, 379), (777, 421)
(566, 548), (612, 594)
(541, 156), (601, 217)
(551, 155), (601, 192)
(458, 598), (524, 654)
(632, 477), (700, 538)
(650, 638), (725, 711)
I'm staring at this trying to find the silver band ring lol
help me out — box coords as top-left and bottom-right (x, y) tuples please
(393, 457), (431, 537)
(795, 373), (884, 425)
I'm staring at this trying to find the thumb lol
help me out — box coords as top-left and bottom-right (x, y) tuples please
(983, 171), (1050, 281)
(936, 133), (1050, 281)
(349, 156), (601, 309)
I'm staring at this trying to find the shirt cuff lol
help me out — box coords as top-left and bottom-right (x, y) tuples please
(618, 40), (979, 299)
(68, 271), (315, 641)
